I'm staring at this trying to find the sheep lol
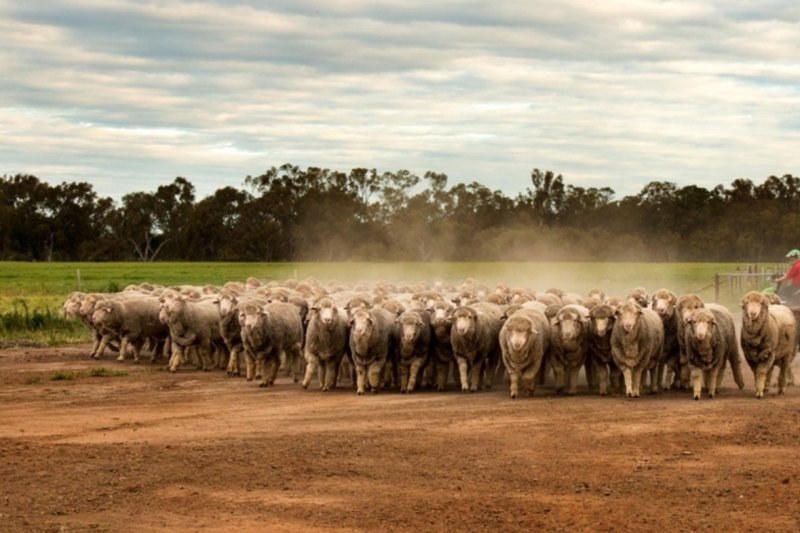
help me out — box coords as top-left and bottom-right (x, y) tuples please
(739, 291), (797, 398)
(348, 307), (398, 395)
(212, 291), (245, 376)
(239, 300), (304, 387)
(395, 309), (432, 393)
(535, 293), (562, 307)
(91, 296), (169, 364)
(550, 304), (591, 395)
(428, 300), (455, 391)
(499, 308), (550, 398)
(611, 301), (665, 398)
(588, 288), (606, 301)
(651, 288), (681, 390)
(560, 292), (584, 306)
(684, 306), (738, 400)
(159, 294), (226, 373)
(763, 292), (782, 305)
(78, 292), (145, 358)
(302, 297), (349, 391)
(450, 302), (503, 393)
(588, 304), (622, 395)
(677, 294), (744, 390)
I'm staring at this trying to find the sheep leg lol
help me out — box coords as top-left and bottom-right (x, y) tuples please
(468, 362), (482, 393)
(227, 347), (241, 377)
(508, 370), (521, 399)
(94, 334), (114, 360)
(407, 359), (424, 393)
(267, 355), (281, 385)
(323, 358), (340, 391)
(648, 367), (660, 394)
(764, 366), (775, 394)
(754, 365), (768, 399)
(595, 363), (609, 396)
(567, 367), (580, 395)
(633, 368), (644, 397)
(291, 346), (304, 383)
(690, 367), (703, 400)
(355, 364), (367, 395)
(168, 344), (184, 373)
(707, 367), (722, 398)
(90, 332), (102, 358)
(367, 362), (384, 393)
(131, 338), (145, 364)
(116, 337), (129, 362)
(456, 359), (470, 393)
(302, 353), (318, 390)
(551, 359), (566, 394)
(397, 363), (410, 393)
(521, 364), (539, 397)
(622, 367), (634, 397)
(777, 360), (789, 395)
(245, 351), (256, 381)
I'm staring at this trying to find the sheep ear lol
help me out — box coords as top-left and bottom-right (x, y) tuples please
(348, 317), (355, 326)
(212, 298), (219, 304)
(739, 297), (747, 307)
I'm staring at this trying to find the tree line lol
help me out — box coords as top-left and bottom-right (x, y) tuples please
(2, 165), (799, 262)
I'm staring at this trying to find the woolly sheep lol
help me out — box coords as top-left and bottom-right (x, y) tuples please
(499, 308), (550, 398)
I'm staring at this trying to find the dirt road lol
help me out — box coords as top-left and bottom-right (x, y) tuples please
(1, 346), (798, 532)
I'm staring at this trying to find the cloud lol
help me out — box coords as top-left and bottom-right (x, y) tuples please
(1, 0), (799, 201)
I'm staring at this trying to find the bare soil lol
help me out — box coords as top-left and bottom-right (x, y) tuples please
(1, 345), (799, 532)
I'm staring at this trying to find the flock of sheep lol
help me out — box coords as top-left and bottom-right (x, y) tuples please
(62, 276), (799, 400)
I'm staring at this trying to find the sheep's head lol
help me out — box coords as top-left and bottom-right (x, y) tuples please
(238, 302), (265, 332)
(617, 301), (643, 333)
(651, 288), (677, 317)
(349, 309), (374, 338)
(741, 291), (769, 323)
(214, 292), (238, 316)
(429, 302), (453, 326)
(554, 307), (587, 340)
(314, 297), (338, 326)
(397, 312), (423, 345)
(505, 315), (536, 351)
(452, 307), (477, 337)
(590, 304), (615, 337)
(687, 308), (716, 342)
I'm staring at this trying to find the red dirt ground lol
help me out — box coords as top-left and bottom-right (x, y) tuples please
(1, 345), (798, 532)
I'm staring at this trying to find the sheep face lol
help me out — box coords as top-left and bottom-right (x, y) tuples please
(688, 308), (716, 342)
(741, 291), (768, 323)
(429, 303), (452, 326)
(618, 302), (643, 333)
(215, 294), (237, 316)
(555, 309), (585, 341)
(398, 314), (422, 344)
(350, 309), (374, 339)
(452, 308), (477, 337)
(91, 304), (114, 326)
(590, 305), (615, 337)
(316, 299), (338, 326)
(238, 304), (264, 333)
(505, 315), (534, 351)
(651, 289), (677, 317)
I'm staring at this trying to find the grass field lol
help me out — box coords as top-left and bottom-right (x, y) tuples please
(0, 261), (775, 346)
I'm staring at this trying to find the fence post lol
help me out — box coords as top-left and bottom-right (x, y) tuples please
(714, 273), (720, 303)
(76, 268), (81, 291)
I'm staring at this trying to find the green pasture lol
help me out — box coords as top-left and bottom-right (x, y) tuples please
(0, 261), (777, 346)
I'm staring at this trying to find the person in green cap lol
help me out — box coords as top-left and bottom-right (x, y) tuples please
(776, 249), (800, 305)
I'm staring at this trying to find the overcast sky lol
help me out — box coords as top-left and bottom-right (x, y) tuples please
(2, 0), (799, 201)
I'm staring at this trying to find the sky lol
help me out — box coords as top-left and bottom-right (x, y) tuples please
(1, 0), (799, 201)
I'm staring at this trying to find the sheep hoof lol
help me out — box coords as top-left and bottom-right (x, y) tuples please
(116, 355), (125, 362)
(357, 390), (364, 396)
(510, 392), (517, 400)
(693, 395), (700, 401)
(437, 386), (445, 392)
